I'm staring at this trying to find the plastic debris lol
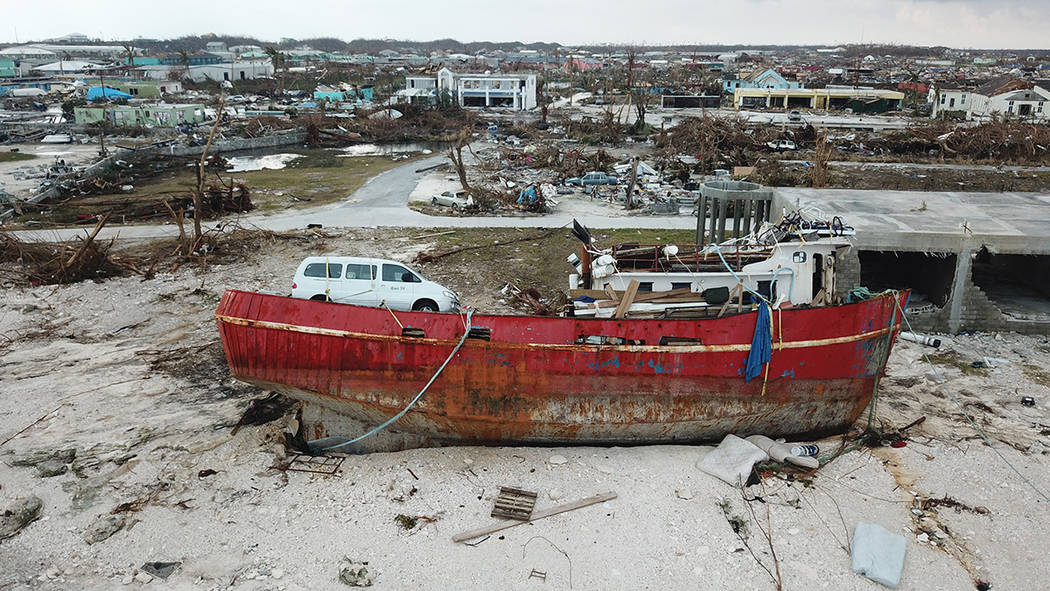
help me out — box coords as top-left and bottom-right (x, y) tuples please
(852, 522), (907, 588)
(698, 434), (769, 487)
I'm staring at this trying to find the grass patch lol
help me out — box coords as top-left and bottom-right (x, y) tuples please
(19, 151), (428, 225)
(415, 227), (698, 298)
(0, 151), (36, 163)
(1022, 364), (1050, 387)
(927, 351), (988, 376)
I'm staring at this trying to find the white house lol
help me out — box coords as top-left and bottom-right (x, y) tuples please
(933, 77), (1049, 120)
(437, 68), (536, 110)
(398, 68), (536, 110)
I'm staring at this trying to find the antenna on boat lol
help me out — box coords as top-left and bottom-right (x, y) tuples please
(571, 219), (592, 246)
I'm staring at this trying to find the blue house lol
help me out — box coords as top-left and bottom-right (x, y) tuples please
(723, 68), (802, 93)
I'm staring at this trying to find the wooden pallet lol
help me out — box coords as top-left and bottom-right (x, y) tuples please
(491, 487), (538, 521)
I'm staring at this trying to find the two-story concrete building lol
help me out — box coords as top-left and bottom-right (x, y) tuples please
(437, 68), (536, 110)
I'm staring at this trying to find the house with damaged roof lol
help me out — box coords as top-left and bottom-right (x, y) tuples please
(932, 76), (1049, 120)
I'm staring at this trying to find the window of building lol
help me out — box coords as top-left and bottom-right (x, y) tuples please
(940, 94), (946, 104)
(949, 98), (955, 107)
(960, 94), (966, 104)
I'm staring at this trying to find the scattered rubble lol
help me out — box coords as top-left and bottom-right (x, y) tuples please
(0, 496), (42, 540)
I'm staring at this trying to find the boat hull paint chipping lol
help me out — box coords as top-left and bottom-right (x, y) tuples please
(216, 290), (905, 445)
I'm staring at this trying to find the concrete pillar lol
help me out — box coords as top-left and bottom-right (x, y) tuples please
(948, 248), (973, 334)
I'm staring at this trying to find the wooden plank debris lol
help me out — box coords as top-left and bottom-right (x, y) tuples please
(452, 491), (617, 543)
(613, 280), (641, 318)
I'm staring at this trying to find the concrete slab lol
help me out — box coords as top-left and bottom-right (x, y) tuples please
(775, 187), (1050, 254)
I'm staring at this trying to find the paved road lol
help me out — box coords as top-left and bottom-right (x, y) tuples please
(7, 155), (696, 242)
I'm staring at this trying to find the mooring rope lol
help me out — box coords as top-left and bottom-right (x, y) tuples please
(312, 308), (475, 452)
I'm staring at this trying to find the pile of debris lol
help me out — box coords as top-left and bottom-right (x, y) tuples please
(871, 120), (1050, 163)
(0, 215), (132, 285)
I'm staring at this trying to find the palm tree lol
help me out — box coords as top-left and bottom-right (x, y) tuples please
(123, 43), (136, 75)
(264, 47), (286, 93)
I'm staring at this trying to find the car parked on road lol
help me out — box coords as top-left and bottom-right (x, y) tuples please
(291, 256), (460, 312)
(788, 110), (803, 122)
(431, 190), (474, 210)
(565, 172), (619, 186)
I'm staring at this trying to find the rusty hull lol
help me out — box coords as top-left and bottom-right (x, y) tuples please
(215, 290), (906, 445)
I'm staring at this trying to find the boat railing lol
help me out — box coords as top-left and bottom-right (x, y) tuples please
(611, 243), (774, 273)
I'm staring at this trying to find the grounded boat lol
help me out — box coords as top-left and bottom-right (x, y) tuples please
(216, 213), (907, 445)
(215, 287), (907, 445)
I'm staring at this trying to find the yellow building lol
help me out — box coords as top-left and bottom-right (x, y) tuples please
(733, 87), (904, 113)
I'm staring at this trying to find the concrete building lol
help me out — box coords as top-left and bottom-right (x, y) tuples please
(775, 187), (1050, 334)
(397, 75), (440, 105)
(137, 61), (273, 83)
(436, 67), (536, 110)
(74, 104), (205, 127)
(734, 87), (904, 112)
(932, 77), (1049, 120)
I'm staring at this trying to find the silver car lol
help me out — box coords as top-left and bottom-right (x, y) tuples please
(431, 190), (474, 211)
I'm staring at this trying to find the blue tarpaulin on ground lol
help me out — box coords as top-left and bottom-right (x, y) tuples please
(744, 301), (771, 382)
(86, 87), (132, 101)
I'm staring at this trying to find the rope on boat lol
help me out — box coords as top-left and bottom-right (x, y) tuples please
(891, 297), (1050, 504)
(309, 308), (475, 453)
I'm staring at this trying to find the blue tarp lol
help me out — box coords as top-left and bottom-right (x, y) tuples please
(744, 301), (772, 382)
(86, 87), (132, 101)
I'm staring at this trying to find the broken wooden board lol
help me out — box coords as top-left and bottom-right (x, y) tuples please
(452, 491), (617, 543)
(613, 280), (640, 319)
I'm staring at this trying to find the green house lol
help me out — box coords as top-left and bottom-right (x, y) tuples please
(0, 59), (17, 78)
(74, 104), (205, 127)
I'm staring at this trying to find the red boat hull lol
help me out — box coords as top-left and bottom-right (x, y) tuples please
(215, 290), (906, 444)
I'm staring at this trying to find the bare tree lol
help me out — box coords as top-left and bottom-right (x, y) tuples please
(812, 132), (832, 188)
(191, 92), (227, 244)
(624, 156), (639, 210)
(537, 77), (549, 125)
(447, 127), (471, 191)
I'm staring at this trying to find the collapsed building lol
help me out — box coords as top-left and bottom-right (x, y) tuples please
(775, 188), (1050, 334)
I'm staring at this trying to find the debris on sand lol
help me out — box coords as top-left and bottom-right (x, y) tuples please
(338, 557), (373, 587)
(82, 514), (125, 545)
(0, 496), (43, 540)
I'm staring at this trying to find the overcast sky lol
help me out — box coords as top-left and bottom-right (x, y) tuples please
(4, 0), (1049, 48)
